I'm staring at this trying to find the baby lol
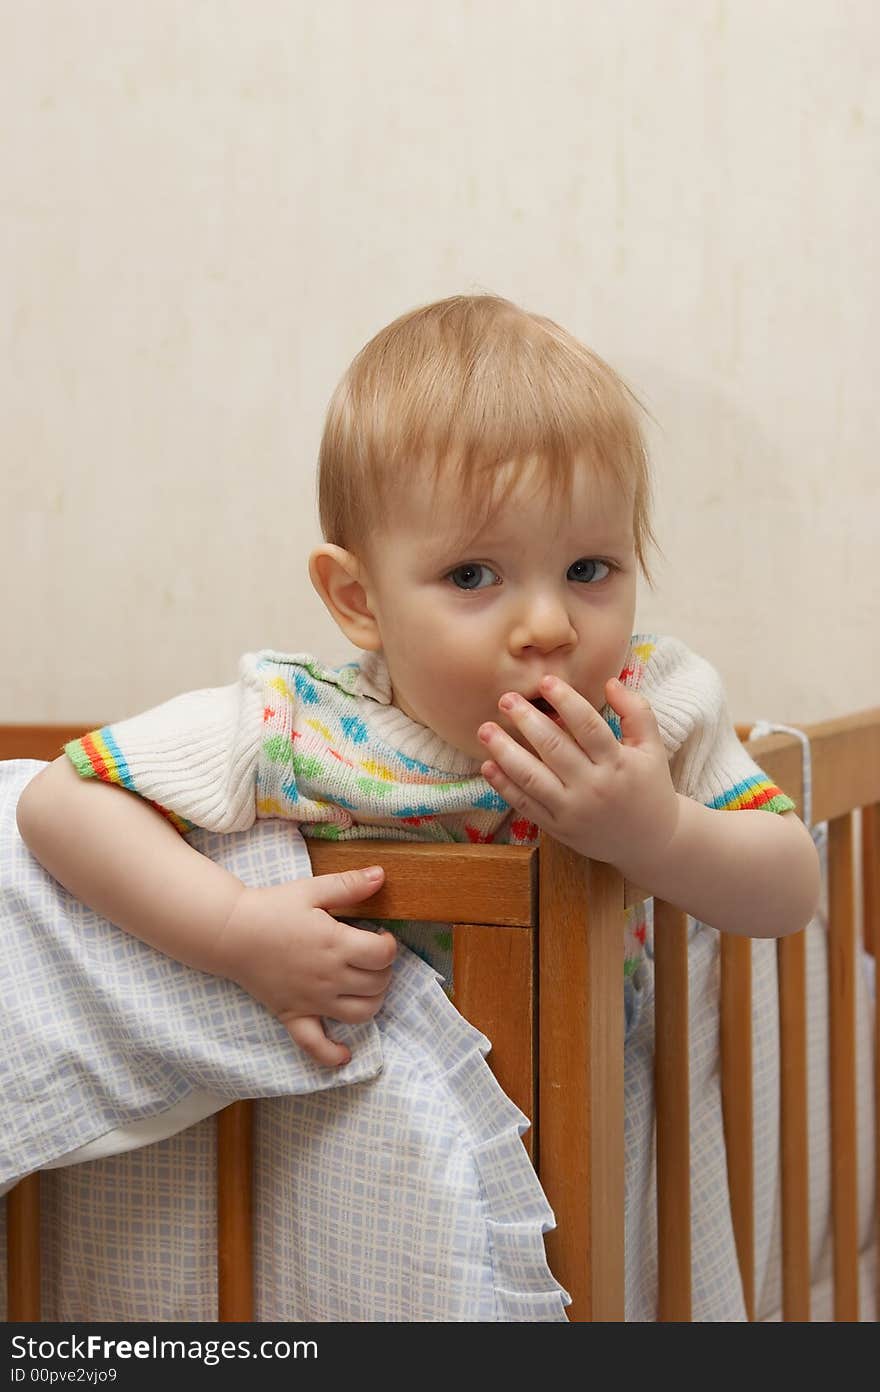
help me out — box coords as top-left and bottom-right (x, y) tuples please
(16, 293), (821, 1066)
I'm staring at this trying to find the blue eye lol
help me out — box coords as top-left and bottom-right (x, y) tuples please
(449, 563), (497, 591)
(448, 559), (612, 590)
(569, 558), (611, 583)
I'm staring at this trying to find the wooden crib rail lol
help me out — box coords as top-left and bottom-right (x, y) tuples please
(3, 708), (879, 1323)
(742, 706), (880, 824)
(727, 709), (880, 1322)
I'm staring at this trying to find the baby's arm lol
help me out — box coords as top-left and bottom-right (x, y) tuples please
(622, 800), (819, 939)
(16, 756), (395, 1066)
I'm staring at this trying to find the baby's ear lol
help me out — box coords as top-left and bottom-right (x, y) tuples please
(308, 546), (383, 652)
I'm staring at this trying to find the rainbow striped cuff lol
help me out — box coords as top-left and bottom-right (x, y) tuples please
(64, 732), (195, 835)
(707, 775), (796, 815)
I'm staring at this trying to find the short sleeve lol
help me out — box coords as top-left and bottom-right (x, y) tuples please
(637, 637), (797, 816)
(64, 658), (265, 834)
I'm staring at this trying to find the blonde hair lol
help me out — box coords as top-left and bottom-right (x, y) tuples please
(317, 293), (658, 583)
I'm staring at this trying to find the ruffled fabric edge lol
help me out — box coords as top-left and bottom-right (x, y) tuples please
(378, 944), (572, 1321)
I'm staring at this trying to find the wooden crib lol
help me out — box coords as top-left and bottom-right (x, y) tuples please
(2, 710), (878, 1323)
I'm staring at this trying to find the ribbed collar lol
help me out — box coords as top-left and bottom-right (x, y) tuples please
(353, 649), (486, 777)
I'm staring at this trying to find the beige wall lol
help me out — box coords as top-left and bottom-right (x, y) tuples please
(2, 0), (876, 727)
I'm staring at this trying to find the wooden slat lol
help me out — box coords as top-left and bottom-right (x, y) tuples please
(6, 1173), (41, 1320)
(538, 836), (624, 1322)
(309, 839), (538, 926)
(810, 711), (880, 826)
(827, 814), (859, 1320)
(311, 837), (652, 914)
(863, 803), (878, 957)
(777, 930), (811, 1321)
(870, 807), (880, 1318)
(453, 924), (535, 1158)
(654, 899), (691, 1320)
(217, 1101), (254, 1321)
(720, 933), (754, 1319)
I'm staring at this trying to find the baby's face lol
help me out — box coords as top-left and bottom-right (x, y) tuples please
(361, 460), (638, 764)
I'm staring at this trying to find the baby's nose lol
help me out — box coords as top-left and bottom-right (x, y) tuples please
(510, 594), (576, 652)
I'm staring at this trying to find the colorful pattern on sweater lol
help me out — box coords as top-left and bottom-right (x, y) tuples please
(253, 654), (531, 848)
(706, 775), (794, 814)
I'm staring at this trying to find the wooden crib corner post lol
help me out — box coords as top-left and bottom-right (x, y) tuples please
(452, 921), (536, 1158)
(537, 833), (625, 1322)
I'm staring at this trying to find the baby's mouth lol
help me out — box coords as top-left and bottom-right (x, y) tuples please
(528, 696), (554, 714)
(525, 696), (565, 727)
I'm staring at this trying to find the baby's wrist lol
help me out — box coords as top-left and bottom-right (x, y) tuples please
(210, 880), (252, 983)
(616, 791), (688, 889)
(629, 793), (719, 908)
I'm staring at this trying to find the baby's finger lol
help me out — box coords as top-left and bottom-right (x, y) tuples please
(340, 963), (395, 996)
(478, 720), (558, 811)
(342, 923), (398, 970)
(481, 760), (549, 830)
(285, 1014), (351, 1067)
(537, 678), (617, 761)
(332, 994), (385, 1024)
(307, 865), (386, 912)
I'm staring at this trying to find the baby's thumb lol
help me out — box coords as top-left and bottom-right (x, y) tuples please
(605, 677), (662, 749)
(312, 865), (385, 911)
(286, 1015), (352, 1068)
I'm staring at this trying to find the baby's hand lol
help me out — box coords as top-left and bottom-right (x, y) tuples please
(477, 677), (681, 880)
(216, 867), (396, 1068)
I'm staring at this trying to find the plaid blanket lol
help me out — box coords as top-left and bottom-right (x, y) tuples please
(0, 758), (568, 1320)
